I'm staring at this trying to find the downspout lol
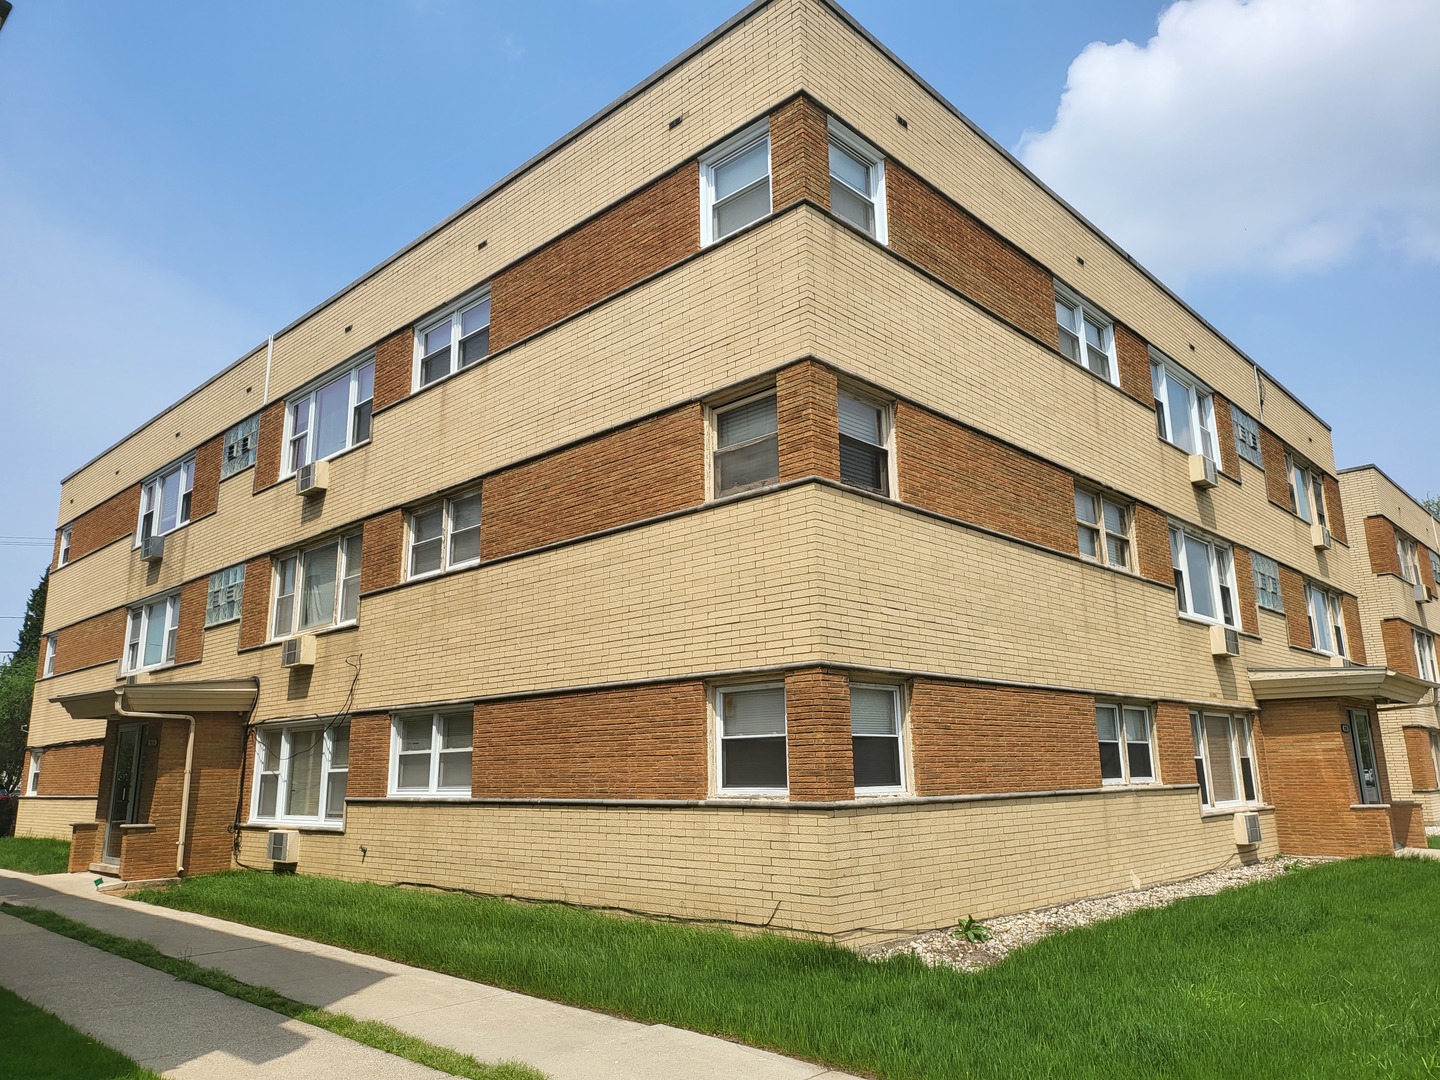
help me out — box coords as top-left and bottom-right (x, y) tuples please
(262, 334), (275, 405)
(114, 704), (195, 876)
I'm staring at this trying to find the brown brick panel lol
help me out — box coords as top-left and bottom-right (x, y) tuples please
(490, 162), (700, 352)
(784, 668), (853, 801)
(1390, 802), (1428, 848)
(909, 680), (1101, 795)
(770, 96), (830, 211)
(1340, 594), (1367, 665)
(1211, 393), (1239, 478)
(30, 742), (103, 797)
(1131, 503), (1173, 586)
(68, 822), (99, 871)
(886, 162), (1055, 344)
(189, 434), (224, 521)
(173, 578), (209, 666)
(238, 555), (272, 650)
(1258, 427), (1292, 512)
(1404, 727), (1439, 791)
(373, 327), (413, 413)
(252, 400), (286, 492)
(1278, 566), (1311, 649)
(895, 401), (1076, 553)
(1382, 618), (1417, 677)
(1321, 474), (1347, 544)
(52, 608), (127, 675)
(1231, 546), (1261, 636)
(777, 361), (841, 483)
(482, 406), (705, 560)
(51, 530), (63, 571)
(1365, 516), (1401, 577)
(1112, 323), (1155, 408)
(361, 510), (405, 593)
(473, 683), (707, 799)
(346, 712), (392, 800)
(1152, 701), (1196, 788)
(67, 485), (141, 562)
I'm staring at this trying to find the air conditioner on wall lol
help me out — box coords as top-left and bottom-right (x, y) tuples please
(266, 829), (299, 863)
(1233, 812), (1261, 848)
(296, 460), (330, 497)
(1311, 522), (1332, 551)
(1188, 454), (1218, 490)
(1209, 624), (1240, 657)
(140, 535), (165, 563)
(1413, 581), (1427, 604)
(280, 634), (317, 669)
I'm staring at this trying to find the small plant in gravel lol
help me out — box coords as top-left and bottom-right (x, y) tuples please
(952, 916), (990, 944)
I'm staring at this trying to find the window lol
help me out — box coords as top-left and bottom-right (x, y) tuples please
(124, 594), (179, 673)
(1396, 531), (1422, 584)
(1285, 455), (1327, 527)
(416, 292), (490, 389)
(43, 637), (55, 677)
(57, 526), (71, 567)
(1096, 704), (1155, 784)
(1305, 583), (1347, 657)
(252, 722), (349, 825)
(851, 684), (903, 792)
(390, 712), (472, 796)
(1430, 550), (1440, 591)
(408, 491), (482, 579)
(1192, 712), (1258, 808)
(701, 124), (771, 245)
(286, 355), (375, 475)
(1054, 288), (1117, 383)
(137, 456), (194, 542)
(1231, 405), (1263, 468)
(1431, 731), (1440, 790)
(1415, 630), (1437, 682)
(838, 391), (890, 495)
(716, 684), (786, 794)
(712, 392), (779, 496)
(221, 414), (260, 479)
(272, 534), (362, 639)
(205, 564), (245, 626)
(1170, 527), (1237, 627)
(1152, 354), (1217, 462)
(1075, 487), (1131, 570)
(1251, 552), (1285, 613)
(27, 749), (41, 795)
(828, 120), (886, 240)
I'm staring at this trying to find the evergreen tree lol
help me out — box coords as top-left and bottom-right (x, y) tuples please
(0, 570), (48, 792)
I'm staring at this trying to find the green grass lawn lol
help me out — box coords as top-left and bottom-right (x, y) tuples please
(0, 837), (70, 875)
(0, 984), (161, 1079)
(1429, 834), (1439, 850)
(134, 858), (1440, 1080)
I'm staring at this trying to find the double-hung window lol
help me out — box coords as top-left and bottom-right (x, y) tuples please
(124, 593), (179, 673)
(137, 457), (194, 542)
(43, 637), (55, 677)
(286, 355), (375, 475)
(221, 414), (260, 478)
(1286, 455), (1327, 527)
(1231, 405), (1263, 468)
(838, 391), (890, 495)
(716, 684), (786, 794)
(416, 291), (490, 389)
(1054, 288), (1117, 383)
(1152, 354), (1218, 463)
(1415, 630), (1438, 682)
(57, 526), (71, 567)
(1429, 550), (1440, 591)
(851, 684), (904, 792)
(253, 722), (349, 825)
(712, 392), (779, 496)
(1096, 703), (1155, 784)
(1075, 487), (1131, 570)
(1305, 583), (1347, 657)
(391, 712), (472, 796)
(272, 534), (362, 639)
(1192, 712), (1257, 808)
(205, 564), (245, 626)
(1396, 531), (1422, 584)
(27, 750), (42, 795)
(828, 120), (886, 240)
(408, 491), (482, 578)
(1170, 526), (1238, 627)
(701, 124), (771, 245)
(1431, 731), (1440, 789)
(1251, 552), (1284, 613)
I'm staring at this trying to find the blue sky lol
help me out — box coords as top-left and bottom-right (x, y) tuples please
(1, 0), (1437, 639)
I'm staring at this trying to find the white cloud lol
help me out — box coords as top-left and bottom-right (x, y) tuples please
(1016, 0), (1440, 282)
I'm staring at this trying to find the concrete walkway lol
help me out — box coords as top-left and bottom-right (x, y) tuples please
(0, 870), (862, 1080)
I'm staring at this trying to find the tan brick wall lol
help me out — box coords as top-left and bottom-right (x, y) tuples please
(1321, 474), (1347, 544)
(173, 578), (208, 666)
(783, 668), (852, 801)
(65, 485), (140, 562)
(1278, 565), (1311, 649)
(373, 328), (413, 413)
(474, 683), (707, 799)
(1211, 394), (1239, 479)
(776, 361), (841, 482)
(237, 555), (272, 650)
(252, 400), (286, 493)
(1111, 323), (1154, 408)
(1131, 503), (1173, 586)
(51, 608), (126, 675)
(1404, 727), (1438, 791)
(895, 401), (1075, 552)
(1259, 428), (1293, 512)
(27, 742), (104, 797)
(1231, 546), (1261, 636)
(1381, 618), (1418, 677)
(347, 712), (392, 800)
(13, 802), (96, 843)
(360, 510), (405, 594)
(886, 161), (1054, 345)
(190, 434), (224, 522)
(1365, 515), (1401, 577)
(1340, 594), (1367, 665)
(770, 95), (830, 210)
(482, 406), (705, 560)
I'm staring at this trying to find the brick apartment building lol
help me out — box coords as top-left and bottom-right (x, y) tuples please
(18, 0), (1435, 940)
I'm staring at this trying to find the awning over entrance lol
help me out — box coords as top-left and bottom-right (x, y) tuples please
(52, 678), (259, 720)
(1248, 665), (1432, 705)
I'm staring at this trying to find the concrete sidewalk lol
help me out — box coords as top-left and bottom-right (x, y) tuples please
(0, 870), (862, 1080)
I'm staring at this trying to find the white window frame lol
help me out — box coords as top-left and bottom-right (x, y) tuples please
(1054, 286), (1118, 385)
(1151, 352), (1218, 463)
(1096, 703), (1157, 786)
(1285, 454), (1328, 527)
(123, 593), (180, 674)
(709, 389), (780, 498)
(700, 122), (772, 247)
(1396, 531), (1422, 585)
(388, 711), (473, 797)
(714, 683), (788, 796)
(1075, 486), (1132, 571)
(837, 388), (894, 497)
(271, 533), (362, 640)
(850, 683), (906, 795)
(27, 749), (42, 795)
(57, 526), (71, 567)
(1231, 404), (1263, 468)
(1251, 551), (1284, 614)
(827, 118), (887, 242)
(1305, 583), (1348, 657)
(221, 413), (260, 479)
(1430, 730), (1440, 790)
(43, 637), (55, 677)
(1170, 526), (1239, 628)
(205, 564), (246, 627)
(406, 491), (482, 581)
(282, 353), (375, 478)
(1429, 550), (1440, 592)
(413, 289), (491, 390)
(250, 721), (350, 827)
(1414, 629), (1437, 683)
(135, 455), (195, 544)
(1192, 711), (1259, 809)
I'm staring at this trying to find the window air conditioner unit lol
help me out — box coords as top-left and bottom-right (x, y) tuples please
(1310, 522), (1332, 550)
(1413, 581), (1428, 604)
(1188, 454), (1218, 489)
(266, 829), (299, 863)
(1233, 812), (1262, 848)
(280, 634), (317, 669)
(1209, 624), (1240, 657)
(296, 460), (330, 497)
(140, 535), (165, 563)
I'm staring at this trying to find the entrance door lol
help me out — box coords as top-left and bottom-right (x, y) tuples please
(1348, 709), (1383, 805)
(101, 724), (144, 865)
